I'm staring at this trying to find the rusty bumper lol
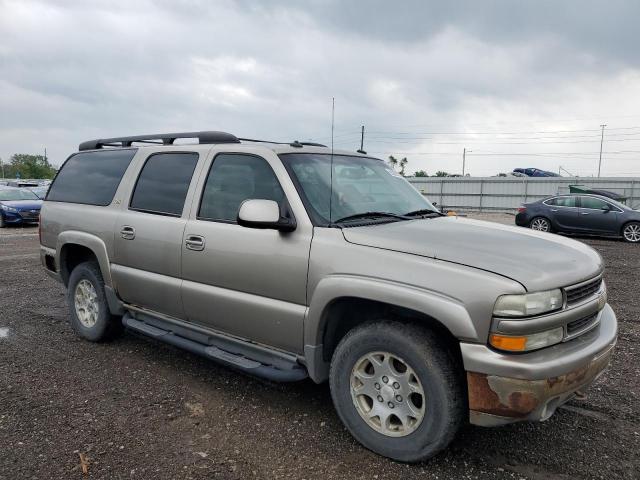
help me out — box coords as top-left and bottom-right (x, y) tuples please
(462, 304), (617, 427)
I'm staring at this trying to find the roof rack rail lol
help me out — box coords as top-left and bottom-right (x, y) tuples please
(79, 131), (240, 151)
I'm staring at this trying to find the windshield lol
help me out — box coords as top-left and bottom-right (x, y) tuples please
(280, 153), (437, 225)
(0, 188), (39, 201)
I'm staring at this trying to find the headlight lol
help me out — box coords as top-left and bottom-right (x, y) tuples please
(490, 327), (564, 352)
(493, 289), (563, 317)
(1, 204), (18, 213)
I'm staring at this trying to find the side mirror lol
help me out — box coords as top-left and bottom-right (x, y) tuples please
(237, 199), (296, 232)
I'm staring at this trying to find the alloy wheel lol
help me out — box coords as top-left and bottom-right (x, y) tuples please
(623, 223), (640, 243)
(74, 279), (99, 328)
(350, 351), (425, 437)
(530, 218), (550, 232)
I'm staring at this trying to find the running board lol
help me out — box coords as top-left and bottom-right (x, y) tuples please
(122, 313), (308, 382)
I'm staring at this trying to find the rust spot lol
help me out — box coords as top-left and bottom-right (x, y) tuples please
(467, 372), (536, 418)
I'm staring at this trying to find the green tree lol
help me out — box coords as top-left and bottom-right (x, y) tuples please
(435, 171), (449, 177)
(414, 170), (428, 177)
(4, 154), (57, 179)
(388, 155), (408, 176)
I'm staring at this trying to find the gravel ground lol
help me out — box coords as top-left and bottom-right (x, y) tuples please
(0, 221), (638, 480)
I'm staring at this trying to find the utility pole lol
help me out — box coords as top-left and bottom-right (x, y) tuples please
(598, 124), (606, 177)
(462, 148), (472, 176)
(360, 125), (365, 151)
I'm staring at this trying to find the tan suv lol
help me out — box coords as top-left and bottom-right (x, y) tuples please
(40, 131), (617, 462)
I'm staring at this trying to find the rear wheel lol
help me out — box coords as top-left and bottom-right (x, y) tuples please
(67, 261), (122, 341)
(622, 222), (640, 243)
(329, 321), (464, 462)
(529, 216), (551, 232)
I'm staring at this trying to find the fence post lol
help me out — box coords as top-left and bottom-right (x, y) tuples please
(439, 179), (444, 207)
(479, 179), (484, 212)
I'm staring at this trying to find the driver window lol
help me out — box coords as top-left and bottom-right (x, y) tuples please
(198, 154), (284, 222)
(580, 196), (608, 210)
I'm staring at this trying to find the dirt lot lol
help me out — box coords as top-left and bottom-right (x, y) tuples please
(1, 220), (639, 480)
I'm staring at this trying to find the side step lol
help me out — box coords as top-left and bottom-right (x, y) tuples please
(122, 313), (308, 382)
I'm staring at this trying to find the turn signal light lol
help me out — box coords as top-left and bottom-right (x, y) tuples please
(489, 334), (527, 352)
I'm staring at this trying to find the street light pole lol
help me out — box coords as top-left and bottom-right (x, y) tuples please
(462, 148), (472, 176)
(598, 124), (606, 177)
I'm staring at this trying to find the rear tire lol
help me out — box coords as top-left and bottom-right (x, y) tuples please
(529, 216), (551, 232)
(622, 222), (640, 243)
(67, 261), (122, 342)
(329, 321), (465, 463)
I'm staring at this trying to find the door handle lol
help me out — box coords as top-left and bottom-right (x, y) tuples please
(185, 235), (205, 251)
(120, 225), (135, 240)
(581, 212), (589, 215)
(550, 209), (558, 212)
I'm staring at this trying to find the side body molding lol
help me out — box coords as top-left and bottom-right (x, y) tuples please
(303, 275), (479, 382)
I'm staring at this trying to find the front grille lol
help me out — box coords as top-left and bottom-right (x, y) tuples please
(567, 313), (598, 336)
(19, 210), (39, 220)
(565, 277), (602, 305)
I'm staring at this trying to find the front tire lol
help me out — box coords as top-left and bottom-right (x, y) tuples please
(329, 321), (465, 463)
(622, 222), (640, 243)
(529, 216), (551, 232)
(67, 261), (122, 341)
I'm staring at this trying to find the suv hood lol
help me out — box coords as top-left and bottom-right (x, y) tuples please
(342, 216), (603, 291)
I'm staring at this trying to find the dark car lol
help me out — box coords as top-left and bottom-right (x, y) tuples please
(516, 194), (640, 243)
(0, 186), (43, 227)
(513, 167), (561, 177)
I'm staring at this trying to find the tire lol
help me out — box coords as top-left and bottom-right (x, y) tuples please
(67, 261), (122, 342)
(529, 216), (551, 232)
(0, 214), (4, 228)
(622, 221), (640, 243)
(329, 321), (465, 463)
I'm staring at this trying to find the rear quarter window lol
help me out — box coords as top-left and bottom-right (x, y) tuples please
(47, 149), (137, 205)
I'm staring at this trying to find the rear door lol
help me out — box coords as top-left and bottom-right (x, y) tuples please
(111, 150), (203, 319)
(545, 196), (581, 231)
(180, 149), (313, 354)
(577, 196), (622, 234)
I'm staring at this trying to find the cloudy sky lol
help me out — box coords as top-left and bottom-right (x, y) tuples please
(2, 0), (640, 176)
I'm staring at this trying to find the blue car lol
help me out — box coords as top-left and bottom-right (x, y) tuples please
(0, 186), (43, 227)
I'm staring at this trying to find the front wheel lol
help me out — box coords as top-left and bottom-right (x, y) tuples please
(329, 321), (465, 462)
(529, 216), (551, 232)
(622, 222), (640, 243)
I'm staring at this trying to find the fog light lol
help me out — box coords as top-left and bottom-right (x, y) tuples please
(490, 327), (564, 352)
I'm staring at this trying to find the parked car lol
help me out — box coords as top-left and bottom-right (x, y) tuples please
(0, 186), (43, 227)
(513, 167), (561, 177)
(516, 194), (640, 243)
(40, 131), (617, 462)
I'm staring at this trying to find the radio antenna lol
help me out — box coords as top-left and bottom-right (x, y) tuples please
(329, 97), (335, 224)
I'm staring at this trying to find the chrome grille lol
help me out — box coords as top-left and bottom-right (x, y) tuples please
(565, 277), (602, 305)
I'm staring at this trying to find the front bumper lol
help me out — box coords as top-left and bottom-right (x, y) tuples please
(461, 303), (617, 426)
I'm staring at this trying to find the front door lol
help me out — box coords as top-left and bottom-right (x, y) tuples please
(577, 196), (621, 234)
(112, 151), (201, 319)
(180, 152), (312, 353)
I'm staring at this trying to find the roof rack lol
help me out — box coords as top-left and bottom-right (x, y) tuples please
(79, 131), (240, 151)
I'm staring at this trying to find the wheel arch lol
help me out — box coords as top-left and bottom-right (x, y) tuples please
(56, 231), (124, 315)
(303, 276), (476, 383)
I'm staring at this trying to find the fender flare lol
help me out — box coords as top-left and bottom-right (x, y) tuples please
(303, 275), (478, 382)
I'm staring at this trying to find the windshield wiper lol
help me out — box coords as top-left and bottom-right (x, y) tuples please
(332, 211), (411, 224)
(404, 208), (444, 217)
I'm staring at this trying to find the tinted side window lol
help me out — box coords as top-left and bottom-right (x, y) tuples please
(130, 153), (199, 216)
(580, 196), (609, 210)
(554, 196), (576, 207)
(545, 198), (557, 206)
(198, 154), (284, 222)
(47, 149), (136, 205)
